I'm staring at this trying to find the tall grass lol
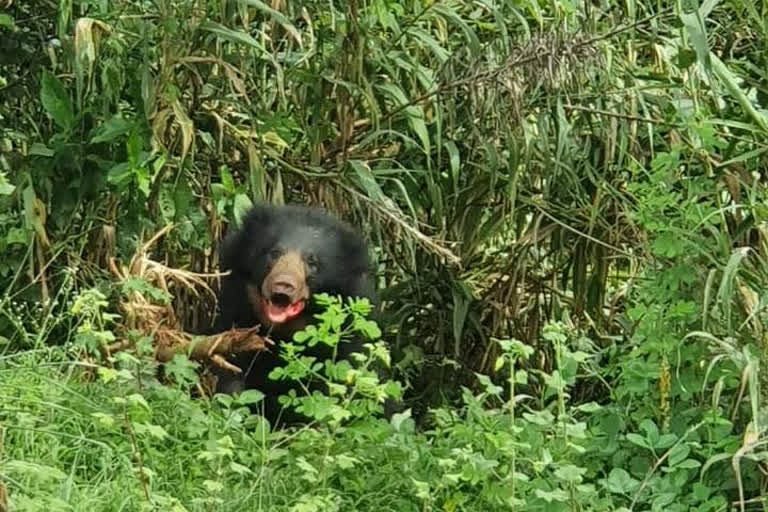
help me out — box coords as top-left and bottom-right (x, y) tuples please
(2, 0), (767, 416)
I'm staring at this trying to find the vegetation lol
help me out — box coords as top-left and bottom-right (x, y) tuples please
(2, 0), (767, 510)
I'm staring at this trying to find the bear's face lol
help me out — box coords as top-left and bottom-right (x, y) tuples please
(245, 224), (347, 328)
(220, 204), (373, 335)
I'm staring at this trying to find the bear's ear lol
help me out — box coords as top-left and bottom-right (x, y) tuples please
(219, 203), (274, 272)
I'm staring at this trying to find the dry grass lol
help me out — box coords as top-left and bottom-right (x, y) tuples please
(105, 225), (271, 376)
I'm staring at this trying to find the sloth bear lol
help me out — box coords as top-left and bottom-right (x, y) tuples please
(213, 203), (376, 426)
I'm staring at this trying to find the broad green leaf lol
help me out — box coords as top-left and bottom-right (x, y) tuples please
(625, 433), (650, 449)
(220, 167), (235, 194)
(0, 14), (15, 29)
(534, 488), (569, 503)
(126, 393), (150, 410)
(4, 460), (67, 483)
(235, 389), (265, 406)
(553, 464), (586, 483)
(0, 172), (15, 196)
(90, 115), (133, 144)
(604, 468), (639, 494)
(40, 70), (74, 131)
(28, 143), (54, 157)
(234, 193), (253, 225)
(391, 408), (413, 432)
(107, 162), (133, 185)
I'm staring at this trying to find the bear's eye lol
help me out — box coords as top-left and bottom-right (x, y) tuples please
(268, 248), (282, 260)
(306, 254), (320, 273)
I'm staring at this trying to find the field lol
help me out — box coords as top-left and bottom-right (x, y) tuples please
(1, 1), (767, 510)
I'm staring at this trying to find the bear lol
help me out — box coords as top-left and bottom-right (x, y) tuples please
(212, 202), (377, 426)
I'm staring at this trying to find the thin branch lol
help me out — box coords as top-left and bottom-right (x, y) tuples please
(368, 9), (674, 133)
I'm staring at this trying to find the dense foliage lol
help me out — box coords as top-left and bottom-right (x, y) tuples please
(2, 0), (767, 510)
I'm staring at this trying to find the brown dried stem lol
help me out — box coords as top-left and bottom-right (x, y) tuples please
(106, 224), (269, 371)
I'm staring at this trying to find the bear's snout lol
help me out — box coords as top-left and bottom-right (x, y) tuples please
(262, 251), (309, 304)
(269, 274), (298, 300)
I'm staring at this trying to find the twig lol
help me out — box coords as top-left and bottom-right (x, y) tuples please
(336, 181), (460, 265)
(563, 104), (680, 127)
(369, 9), (674, 132)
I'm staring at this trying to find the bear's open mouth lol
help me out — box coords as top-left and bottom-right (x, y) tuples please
(262, 295), (306, 324)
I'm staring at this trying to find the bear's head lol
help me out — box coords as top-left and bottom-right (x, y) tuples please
(220, 204), (374, 337)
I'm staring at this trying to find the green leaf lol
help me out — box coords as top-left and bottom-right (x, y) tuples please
(679, 3), (711, 75)
(625, 433), (650, 449)
(354, 317), (382, 340)
(293, 329), (311, 343)
(604, 468), (639, 494)
(40, 70), (74, 131)
(28, 143), (54, 157)
(107, 162), (134, 186)
(656, 433), (678, 450)
(229, 461), (254, 476)
(233, 193), (253, 225)
(430, 4), (481, 56)
(553, 464), (586, 483)
(235, 389), (265, 406)
(127, 131), (144, 165)
(376, 83), (430, 153)
(239, 0), (301, 44)
(710, 54), (768, 133)
(4, 460), (67, 483)
(136, 422), (169, 440)
(576, 402), (602, 413)
(406, 27), (450, 62)
(199, 20), (265, 52)
(451, 281), (471, 356)
(202, 480), (224, 493)
(667, 443), (691, 467)
(90, 115), (133, 144)
(675, 459), (702, 470)
(220, 167), (235, 194)
(0, 172), (14, 196)
(534, 488), (569, 503)
(126, 393), (150, 411)
(444, 140), (460, 193)
(391, 408), (414, 433)
(164, 354), (199, 385)
(0, 14), (16, 30)
(349, 160), (387, 202)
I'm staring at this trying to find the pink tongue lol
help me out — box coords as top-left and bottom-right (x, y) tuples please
(264, 299), (305, 324)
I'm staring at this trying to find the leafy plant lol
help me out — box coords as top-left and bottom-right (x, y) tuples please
(268, 294), (402, 427)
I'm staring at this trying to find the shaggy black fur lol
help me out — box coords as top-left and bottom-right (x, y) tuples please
(213, 203), (376, 426)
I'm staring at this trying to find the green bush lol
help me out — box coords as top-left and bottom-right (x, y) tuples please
(2, 0), (768, 508)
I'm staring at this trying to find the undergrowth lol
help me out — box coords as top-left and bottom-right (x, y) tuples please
(2, 0), (768, 509)
(1, 290), (763, 511)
